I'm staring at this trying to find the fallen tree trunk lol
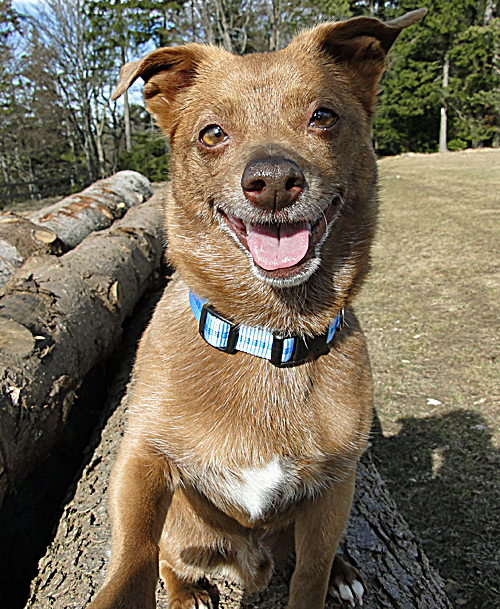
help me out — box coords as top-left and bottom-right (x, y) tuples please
(0, 188), (167, 507)
(0, 171), (153, 288)
(26, 367), (452, 609)
(28, 170), (153, 249)
(0, 215), (66, 287)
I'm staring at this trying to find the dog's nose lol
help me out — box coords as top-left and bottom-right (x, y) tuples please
(241, 158), (305, 210)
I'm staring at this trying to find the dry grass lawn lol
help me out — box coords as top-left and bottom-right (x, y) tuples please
(356, 148), (500, 608)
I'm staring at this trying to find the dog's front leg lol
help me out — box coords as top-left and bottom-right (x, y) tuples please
(287, 469), (361, 609)
(88, 434), (172, 609)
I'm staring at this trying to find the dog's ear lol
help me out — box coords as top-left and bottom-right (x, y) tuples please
(111, 44), (212, 135)
(291, 8), (426, 113)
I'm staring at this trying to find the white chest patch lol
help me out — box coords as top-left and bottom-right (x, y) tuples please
(229, 457), (288, 520)
(189, 456), (317, 522)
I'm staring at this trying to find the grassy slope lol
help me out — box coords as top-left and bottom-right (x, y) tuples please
(355, 148), (500, 608)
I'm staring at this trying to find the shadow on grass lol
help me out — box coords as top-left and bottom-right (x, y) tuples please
(371, 409), (500, 609)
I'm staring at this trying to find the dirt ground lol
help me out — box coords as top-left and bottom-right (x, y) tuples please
(356, 148), (500, 608)
(1, 195), (62, 215)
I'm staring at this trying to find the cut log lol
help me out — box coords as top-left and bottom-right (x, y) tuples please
(0, 171), (153, 288)
(0, 188), (167, 508)
(0, 214), (67, 288)
(28, 170), (153, 249)
(25, 369), (452, 608)
(0, 213), (66, 258)
(0, 236), (24, 287)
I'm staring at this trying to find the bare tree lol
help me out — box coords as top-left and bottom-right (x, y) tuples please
(0, 0), (22, 190)
(33, 0), (112, 182)
(269, 0), (282, 51)
(188, 0), (256, 53)
(484, 0), (494, 25)
(0, 5), (76, 200)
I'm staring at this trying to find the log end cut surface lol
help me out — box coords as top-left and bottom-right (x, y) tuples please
(0, 318), (35, 357)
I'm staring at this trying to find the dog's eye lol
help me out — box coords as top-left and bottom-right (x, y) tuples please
(309, 108), (339, 129)
(200, 125), (228, 147)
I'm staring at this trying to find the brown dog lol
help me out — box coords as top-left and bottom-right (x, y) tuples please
(88, 9), (425, 609)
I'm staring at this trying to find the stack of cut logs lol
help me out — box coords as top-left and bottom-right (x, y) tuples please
(0, 171), (166, 507)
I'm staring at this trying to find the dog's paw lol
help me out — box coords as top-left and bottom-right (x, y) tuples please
(328, 555), (366, 607)
(167, 577), (219, 609)
(160, 561), (219, 609)
(169, 585), (215, 609)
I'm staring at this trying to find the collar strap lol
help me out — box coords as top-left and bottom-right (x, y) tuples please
(189, 291), (344, 368)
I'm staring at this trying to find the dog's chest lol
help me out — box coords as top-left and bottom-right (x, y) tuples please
(189, 456), (321, 522)
(222, 458), (293, 520)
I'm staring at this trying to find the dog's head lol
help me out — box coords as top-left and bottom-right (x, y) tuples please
(113, 10), (425, 332)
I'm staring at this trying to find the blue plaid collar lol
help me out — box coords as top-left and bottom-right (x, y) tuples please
(189, 291), (344, 367)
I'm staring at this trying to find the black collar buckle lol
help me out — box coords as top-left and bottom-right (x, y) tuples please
(270, 331), (331, 368)
(198, 304), (240, 354)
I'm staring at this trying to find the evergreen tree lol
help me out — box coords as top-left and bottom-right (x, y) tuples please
(116, 106), (170, 182)
(374, 0), (500, 154)
(447, 17), (500, 148)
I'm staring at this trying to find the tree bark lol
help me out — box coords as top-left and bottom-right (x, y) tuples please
(0, 238), (24, 287)
(269, 0), (281, 51)
(191, 0), (197, 41)
(93, 95), (106, 178)
(0, 171), (153, 288)
(0, 188), (167, 508)
(0, 153), (9, 185)
(25, 385), (452, 608)
(439, 56), (449, 153)
(214, 0), (234, 53)
(121, 44), (132, 153)
(123, 90), (132, 152)
(28, 170), (153, 249)
(484, 0), (493, 25)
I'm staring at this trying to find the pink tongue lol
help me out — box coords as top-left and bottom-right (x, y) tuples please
(246, 222), (310, 270)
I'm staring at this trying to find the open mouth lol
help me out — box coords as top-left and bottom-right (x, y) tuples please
(219, 205), (336, 279)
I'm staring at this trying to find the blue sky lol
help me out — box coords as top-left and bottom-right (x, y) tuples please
(10, 0), (147, 106)
(13, 0), (42, 14)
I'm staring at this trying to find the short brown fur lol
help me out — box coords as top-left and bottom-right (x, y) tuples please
(89, 9), (426, 609)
